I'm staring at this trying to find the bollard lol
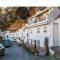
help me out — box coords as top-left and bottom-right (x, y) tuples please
(34, 40), (37, 54)
(34, 40), (36, 49)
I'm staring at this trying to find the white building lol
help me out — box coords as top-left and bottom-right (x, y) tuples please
(19, 7), (60, 48)
(2, 31), (17, 41)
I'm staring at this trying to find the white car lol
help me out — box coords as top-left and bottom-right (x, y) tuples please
(0, 43), (5, 55)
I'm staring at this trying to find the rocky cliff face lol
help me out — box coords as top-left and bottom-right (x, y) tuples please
(0, 7), (46, 31)
(8, 18), (25, 32)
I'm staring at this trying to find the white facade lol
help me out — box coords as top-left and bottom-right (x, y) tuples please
(2, 31), (17, 41)
(19, 7), (60, 48)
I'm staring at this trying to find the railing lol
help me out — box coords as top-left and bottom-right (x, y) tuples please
(28, 17), (47, 26)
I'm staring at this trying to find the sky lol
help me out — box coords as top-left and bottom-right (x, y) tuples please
(0, 0), (60, 7)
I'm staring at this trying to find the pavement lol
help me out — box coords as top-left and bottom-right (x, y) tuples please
(52, 46), (60, 59)
(0, 44), (56, 60)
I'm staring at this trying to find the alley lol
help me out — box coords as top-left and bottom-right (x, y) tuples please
(0, 7), (60, 60)
(0, 45), (56, 60)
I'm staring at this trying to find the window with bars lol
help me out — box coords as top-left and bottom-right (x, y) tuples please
(44, 26), (47, 32)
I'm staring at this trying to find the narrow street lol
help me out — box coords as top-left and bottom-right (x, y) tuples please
(0, 45), (56, 60)
(0, 7), (60, 60)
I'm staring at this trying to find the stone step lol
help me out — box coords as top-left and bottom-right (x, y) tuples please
(39, 51), (46, 56)
(51, 47), (60, 58)
(53, 50), (60, 58)
(38, 47), (47, 56)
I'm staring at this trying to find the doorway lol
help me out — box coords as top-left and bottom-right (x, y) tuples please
(53, 23), (59, 46)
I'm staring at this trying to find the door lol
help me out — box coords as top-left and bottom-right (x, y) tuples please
(53, 23), (59, 46)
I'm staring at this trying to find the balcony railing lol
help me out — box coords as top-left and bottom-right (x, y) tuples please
(28, 16), (46, 25)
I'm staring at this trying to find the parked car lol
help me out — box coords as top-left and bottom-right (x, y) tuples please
(2, 40), (11, 47)
(0, 43), (5, 55)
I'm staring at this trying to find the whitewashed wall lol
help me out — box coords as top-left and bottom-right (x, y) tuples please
(24, 23), (53, 47)
(18, 7), (60, 47)
(3, 31), (17, 41)
(52, 18), (60, 46)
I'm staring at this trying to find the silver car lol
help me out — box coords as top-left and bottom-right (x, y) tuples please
(0, 43), (5, 55)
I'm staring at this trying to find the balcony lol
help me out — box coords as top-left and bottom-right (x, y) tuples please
(27, 16), (47, 25)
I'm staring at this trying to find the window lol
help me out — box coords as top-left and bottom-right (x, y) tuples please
(37, 40), (40, 46)
(34, 19), (37, 23)
(27, 33), (29, 37)
(30, 29), (32, 33)
(37, 27), (40, 33)
(27, 39), (29, 43)
(18, 38), (20, 40)
(43, 14), (46, 20)
(44, 26), (47, 32)
(31, 39), (32, 44)
(29, 28), (32, 33)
